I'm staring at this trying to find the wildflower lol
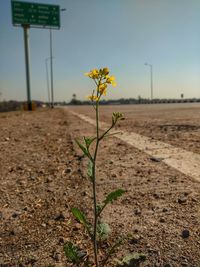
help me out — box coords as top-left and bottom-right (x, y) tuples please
(106, 75), (116, 86)
(106, 75), (114, 82)
(91, 69), (99, 79)
(102, 67), (109, 76)
(111, 81), (117, 87)
(85, 69), (99, 79)
(99, 83), (107, 96)
(87, 95), (99, 102)
(85, 68), (117, 103)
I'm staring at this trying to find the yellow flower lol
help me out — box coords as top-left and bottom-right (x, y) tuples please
(85, 68), (116, 100)
(102, 67), (109, 76)
(111, 81), (117, 87)
(106, 75), (115, 83)
(84, 69), (99, 79)
(91, 69), (99, 78)
(87, 95), (99, 102)
(102, 89), (107, 95)
(99, 83), (107, 95)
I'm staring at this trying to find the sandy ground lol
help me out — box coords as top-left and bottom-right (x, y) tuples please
(69, 109), (200, 182)
(68, 103), (200, 154)
(0, 106), (200, 267)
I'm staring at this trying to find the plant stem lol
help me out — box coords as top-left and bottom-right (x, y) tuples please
(92, 101), (100, 267)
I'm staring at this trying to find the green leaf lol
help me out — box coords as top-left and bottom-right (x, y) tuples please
(84, 136), (95, 148)
(103, 189), (126, 205)
(71, 208), (93, 239)
(64, 241), (86, 264)
(71, 208), (88, 227)
(87, 160), (93, 179)
(97, 222), (111, 240)
(75, 139), (89, 157)
(112, 112), (123, 125)
(97, 204), (103, 215)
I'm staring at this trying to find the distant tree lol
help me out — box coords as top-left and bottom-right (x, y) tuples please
(72, 93), (77, 100)
(69, 94), (83, 105)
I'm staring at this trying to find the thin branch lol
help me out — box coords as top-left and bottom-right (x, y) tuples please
(101, 238), (124, 267)
(99, 122), (115, 142)
(102, 131), (121, 139)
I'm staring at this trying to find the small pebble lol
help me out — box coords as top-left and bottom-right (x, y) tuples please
(46, 177), (53, 183)
(65, 167), (72, 173)
(178, 197), (187, 204)
(9, 230), (15, 236)
(58, 237), (65, 244)
(162, 208), (168, 212)
(160, 217), (165, 223)
(181, 262), (189, 267)
(153, 193), (160, 199)
(55, 212), (65, 221)
(73, 223), (82, 231)
(52, 252), (61, 262)
(134, 208), (141, 216)
(182, 229), (190, 238)
(12, 212), (21, 218)
(150, 156), (163, 162)
(129, 235), (140, 244)
(81, 191), (87, 196)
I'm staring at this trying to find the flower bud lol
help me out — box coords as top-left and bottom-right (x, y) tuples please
(102, 68), (109, 75)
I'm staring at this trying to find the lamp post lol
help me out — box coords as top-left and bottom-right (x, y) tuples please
(145, 62), (153, 100)
(45, 57), (51, 106)
(49, 8), (66, 108)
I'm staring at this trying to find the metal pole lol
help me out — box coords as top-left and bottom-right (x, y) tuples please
(23, 25), (32, 111)
(50, 28), (54, 108)
(150, 65), (153, 100)
(145, 63), (153, 101)
(48, 9), (66, 108)
(45, 58), (50, 106)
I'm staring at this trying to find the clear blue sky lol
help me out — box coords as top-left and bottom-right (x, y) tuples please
(1, 0), (200, 102)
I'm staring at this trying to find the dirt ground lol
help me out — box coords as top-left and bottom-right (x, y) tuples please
(68, 103), (200, 154)
(0, 106), (200, 267)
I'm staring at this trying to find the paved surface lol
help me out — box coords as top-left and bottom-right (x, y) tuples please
(70, 110), (200, 182)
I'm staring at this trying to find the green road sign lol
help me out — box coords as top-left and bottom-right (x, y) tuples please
(12, 1), (60, 28)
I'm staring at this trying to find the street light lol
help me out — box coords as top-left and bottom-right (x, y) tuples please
(45, 57), (51, 106)
(144, 62), (153, 100)
(49, 8), (66, 108)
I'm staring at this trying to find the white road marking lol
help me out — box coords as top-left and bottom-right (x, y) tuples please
(70, 111), (200, 182)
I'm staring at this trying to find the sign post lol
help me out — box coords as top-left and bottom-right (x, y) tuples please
(23, 24), (32, 110)
(50, 28), (54, 108)
(12, 1), (60, 110)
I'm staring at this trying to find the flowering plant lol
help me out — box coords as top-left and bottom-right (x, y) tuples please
(85, 68), (116, 102)
(64, 68), (125, 267)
